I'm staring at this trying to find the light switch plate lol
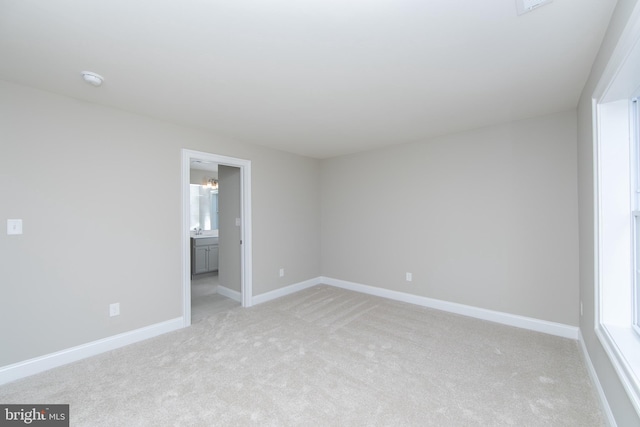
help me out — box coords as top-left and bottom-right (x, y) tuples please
(7, 219), (23, 235)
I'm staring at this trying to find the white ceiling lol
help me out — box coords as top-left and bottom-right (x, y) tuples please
(0, 0), (617, 159)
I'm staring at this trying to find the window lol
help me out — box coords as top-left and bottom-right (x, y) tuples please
(633, 98), (640, 336)
(591, 5), (640, 417)
(595, 77), (640, 416)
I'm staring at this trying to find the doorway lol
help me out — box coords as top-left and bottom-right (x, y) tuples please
(181, 149), (253, 327)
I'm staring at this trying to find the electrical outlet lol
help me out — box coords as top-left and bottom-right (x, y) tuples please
(580, 301), (583, 316)
(406, 272), (412, 282)
(109, 303), (120, 317)
(279, 268), (285, 277)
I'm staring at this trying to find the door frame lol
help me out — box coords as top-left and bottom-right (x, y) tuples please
(181, 149), (253, 327)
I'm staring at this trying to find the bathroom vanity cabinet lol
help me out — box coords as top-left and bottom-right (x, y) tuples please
(191, 237), (219, 276)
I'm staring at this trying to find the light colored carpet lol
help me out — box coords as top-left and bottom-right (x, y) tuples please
(0, 285), (603, 426)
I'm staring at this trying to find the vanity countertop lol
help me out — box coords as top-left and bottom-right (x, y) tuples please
(191, 230), (219, 239)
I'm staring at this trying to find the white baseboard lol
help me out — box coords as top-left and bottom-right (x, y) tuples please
(252, 277), (319, 305)
(320, 276), (579, 340)
(578, 330), (617, 427)
(0, 276), (581, 386)
(0, 317), (184, 386)
(217, 285), (242, 302)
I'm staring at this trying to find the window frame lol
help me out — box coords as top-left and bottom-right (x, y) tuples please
(590, 3), (640, 418)
(593, 90), (640, 418)
(633, 98), (640, 336)
(594, 96), (640, 417)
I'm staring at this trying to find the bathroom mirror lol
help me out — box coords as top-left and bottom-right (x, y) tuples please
(190, 184), (218, 231)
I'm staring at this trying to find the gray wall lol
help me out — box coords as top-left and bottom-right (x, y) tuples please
(577, 0), (640, 425)
(321, 110), (579, 326)
(0, 80), (321, 366)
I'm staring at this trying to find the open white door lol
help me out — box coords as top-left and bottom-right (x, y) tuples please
(181, 149), (252, 327)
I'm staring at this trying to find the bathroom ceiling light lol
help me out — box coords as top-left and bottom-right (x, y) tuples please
(204, 178), (218, 190)
(81, 71), (104, 87)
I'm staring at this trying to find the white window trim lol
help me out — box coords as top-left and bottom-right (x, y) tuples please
(633, 210), (640, 336)
(594, 98), (640, 416)
(629, 97), (640, 338)
(594, 98), (640, 414)
(592, 3), (640, 417)
(633, 98), (640, 337)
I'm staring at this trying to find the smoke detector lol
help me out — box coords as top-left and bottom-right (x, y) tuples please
(81, 71), (104, 87)
(516, 0), (553, 15)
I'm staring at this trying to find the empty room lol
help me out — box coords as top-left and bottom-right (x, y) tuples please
(1, 0), (640, 425)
